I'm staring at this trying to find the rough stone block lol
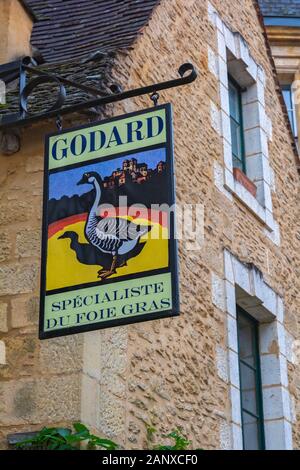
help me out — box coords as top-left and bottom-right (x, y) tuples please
(219, 421), (232, 450)
(25, 156), (44, 173)
(0, 303), (8, 332)
(98, 392), (125, 439)
(0, 231), (12, 262)
(0, 375), (81, 425)
(15, 229), (41, 258)
(0, 200), (32, 226)
(11, 296), (39, 328)
(35, 375), (81, 422)
(0, 263), (39, 296)
(39, 335), (83, 374)
(211, 272), (225, 311)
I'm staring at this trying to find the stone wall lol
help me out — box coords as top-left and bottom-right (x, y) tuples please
(0, 0), (299, 450)
(108, 0), (300, 448)
(0, 0), (33, 64)
(0, 124), (84, 449)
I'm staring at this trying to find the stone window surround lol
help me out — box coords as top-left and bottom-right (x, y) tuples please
(222, 249), (293, 450)
(208, 3), (280, 244)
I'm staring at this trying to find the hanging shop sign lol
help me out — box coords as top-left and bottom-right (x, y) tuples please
(39, 104), (179, 339)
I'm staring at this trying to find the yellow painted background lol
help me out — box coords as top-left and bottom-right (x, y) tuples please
(46, 216), (169, 291)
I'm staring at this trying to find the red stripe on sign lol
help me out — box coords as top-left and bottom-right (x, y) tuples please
(48, 213), (88, 238)
(48, 208), (169, 239)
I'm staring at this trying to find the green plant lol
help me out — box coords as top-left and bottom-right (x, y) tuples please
(15, 422), (195, 451)
(15, 422), (118, 450)
(154, 430), (191, 450)
(146, 424), (157, 444)
(146, 426), (191, 450)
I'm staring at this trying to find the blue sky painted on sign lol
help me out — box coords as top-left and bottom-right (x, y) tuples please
(49, 147), (166, 200)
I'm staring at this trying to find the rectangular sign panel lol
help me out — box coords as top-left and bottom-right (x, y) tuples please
(39, 104), (179, 339)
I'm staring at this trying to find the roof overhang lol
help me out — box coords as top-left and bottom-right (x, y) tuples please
(19, 0), (37, 22)
(264, 17), (300, 27)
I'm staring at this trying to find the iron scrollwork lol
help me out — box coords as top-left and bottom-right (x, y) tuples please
(1, 61), (197, 129)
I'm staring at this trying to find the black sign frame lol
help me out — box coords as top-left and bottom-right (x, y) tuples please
(39, 104), (179, 339)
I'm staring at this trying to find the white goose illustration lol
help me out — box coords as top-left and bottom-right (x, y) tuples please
(77, 171), (151, 280)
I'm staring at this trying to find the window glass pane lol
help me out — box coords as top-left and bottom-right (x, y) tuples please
(237, 308), (265, 450)
(242, 411), (260, 450)
(282, 86), (296, 135)
(237, 315), (255, 367)
(229, 83), (240, 121)
(230, 118), (244, 167)
(228, 77), (245, 172)
(232, 155), (243, 171)
(240, 362), (257, 415)
(288, 111), (295, 133)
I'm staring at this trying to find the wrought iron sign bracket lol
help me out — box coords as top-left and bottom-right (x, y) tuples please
(0, 61), (197, 130)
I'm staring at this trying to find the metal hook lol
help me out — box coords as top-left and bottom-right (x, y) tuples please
(150, 92), (159, 107)
(56, 115), (63, 131)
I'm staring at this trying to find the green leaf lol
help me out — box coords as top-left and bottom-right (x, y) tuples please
(88, 436), (118, 450)
(65, 434), (88, 445)
(56, 428), (71, 439)
(48, 441), (61, 450)
(73, 422), (89, 434)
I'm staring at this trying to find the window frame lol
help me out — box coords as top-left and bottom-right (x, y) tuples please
(236, 306), (266, 450)
(228, 75), (246, 174)
(281, 84), (298, 138)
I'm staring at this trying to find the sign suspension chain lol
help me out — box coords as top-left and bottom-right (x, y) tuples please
(56, 114), (63, 132)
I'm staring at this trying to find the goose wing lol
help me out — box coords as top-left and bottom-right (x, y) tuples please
(95, 218), (123, 253)
(97, 217), (144, 242)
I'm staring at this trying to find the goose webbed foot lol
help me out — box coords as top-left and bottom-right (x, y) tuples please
(98, 269), (116, 280)
(97, 255), (118, 280)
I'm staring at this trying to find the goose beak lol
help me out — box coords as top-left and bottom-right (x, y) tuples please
(77, 176), (86, 185)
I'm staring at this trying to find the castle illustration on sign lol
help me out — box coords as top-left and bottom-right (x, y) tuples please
(103, 157), (166, 189)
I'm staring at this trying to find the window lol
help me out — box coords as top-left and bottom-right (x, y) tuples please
(228, 76), (246, 173)
(281, 85), (297, 137)
(237, 306), (265, 450)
